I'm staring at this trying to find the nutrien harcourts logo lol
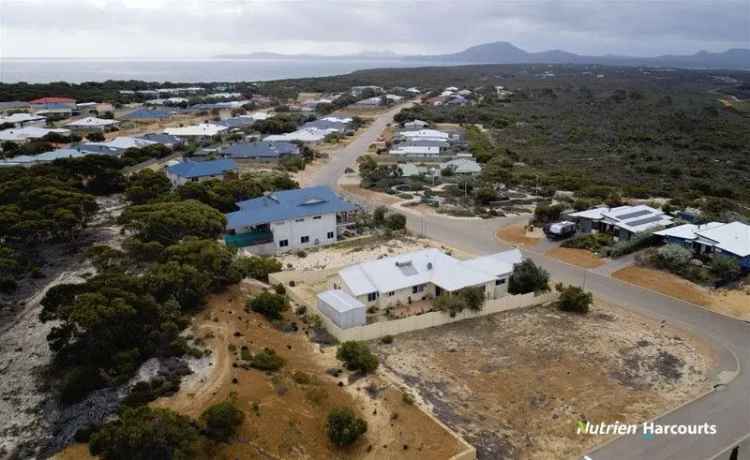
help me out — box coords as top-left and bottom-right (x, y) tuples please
(576, 420), (717, 437)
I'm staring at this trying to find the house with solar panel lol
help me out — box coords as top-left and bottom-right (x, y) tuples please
(567, 204), (674, 240)
(224, 186), (357, 253)
(165, 159), (238, 186)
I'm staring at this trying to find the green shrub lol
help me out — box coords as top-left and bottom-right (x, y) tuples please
(89, 407), (199, 460)
(385, 213), (407, 231)
(709, 255), (741, 284)
(336, 341), (379, 374)
(555, 283), (592, 314)
(247, 291), (289, 320)
(434, 286), (485, 315)
(508, 259), (550, 295)
(561, 233), (613, 252)
(603, 232), (658, 258)
(234, 256), (282, 283)
(326, 407), (368, 447)
(201, 400), (245, 442)
(250, 348), (285, 371)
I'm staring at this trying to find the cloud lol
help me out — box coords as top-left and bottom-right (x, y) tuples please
(1, 0), (747, 57)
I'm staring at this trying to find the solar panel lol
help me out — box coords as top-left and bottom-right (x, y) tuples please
(627, 215), (664, 227)
(616, 209), (652, 220)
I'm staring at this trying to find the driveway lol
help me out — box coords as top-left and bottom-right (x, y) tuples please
(315, 105), (750, 460)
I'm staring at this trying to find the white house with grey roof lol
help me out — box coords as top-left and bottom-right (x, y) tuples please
(655, 221), (750, 269)
(568, 204), (673, 239)
(329, 248), (523, 309)
(389, 139), (448, 158)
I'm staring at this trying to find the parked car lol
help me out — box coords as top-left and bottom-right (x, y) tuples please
(544, 221), (577, 240)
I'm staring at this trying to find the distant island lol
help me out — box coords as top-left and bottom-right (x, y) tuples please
(216, 41), (750, 70)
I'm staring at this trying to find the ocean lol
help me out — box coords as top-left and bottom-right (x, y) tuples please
(0, 58), (449, 84)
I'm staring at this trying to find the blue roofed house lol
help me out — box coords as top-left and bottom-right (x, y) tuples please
(165, 159), (238, 186)
(655, 221), (750, 269)
(221, 141), (300, 161)
(224, 186), (358, 254)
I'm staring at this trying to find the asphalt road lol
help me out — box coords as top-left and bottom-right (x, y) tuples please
(315, 106), (750, 460)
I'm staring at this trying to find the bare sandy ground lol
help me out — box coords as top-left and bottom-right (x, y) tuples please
(373, 301), (714, 460)
(545, 247), (607, 269)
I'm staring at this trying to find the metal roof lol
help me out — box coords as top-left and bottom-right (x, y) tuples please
(166, 159), (237, 178)
(222, 141), (300, 159)
(696, 222), (750, 257)
(225, 186), (356, 230)
(317, 290), (365, 313)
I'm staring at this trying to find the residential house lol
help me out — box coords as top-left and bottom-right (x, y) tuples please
(316, 290), (367, 329)
(218, 116), (257, 130)
(330, 248), (523, 309)
(166, 159), (238, 186)
(0, 101), (32, 115)
(440, 158), (481, 175)
(75, 136), (157, 157)
(221, 141), (300, 161)
(139, 133), (184, 148)
(164, 123), (228, 141)
(567, 205), (674, 239)
(32, 103), (74, 119)
(0, 126), (71, 143)
(355, 96), (384, 106)
(264, 127), (334, 144)
(403, 119), (429, 129)
(655, 222), (750, 269)
(0, 148), (87, 167)
(65, 117), (119, 132)
(224, 186), (357, 254)
(389, 140), (448, 158)
(121, 107), (176, 121)
(301, 117), (352, 133)
(398, 128), (453, 143)
(351, 86), (383, 97)
(0, 113), (47, 128)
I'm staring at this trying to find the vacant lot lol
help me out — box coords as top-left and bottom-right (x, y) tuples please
(614, 266), (750, 320)
(373, 302), (714, 460)
(155, 283), (464, 459)
(496, 224), (542, 248)
(545, 247), (606, 269)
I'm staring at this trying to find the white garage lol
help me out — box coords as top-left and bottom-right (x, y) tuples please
(317, 290), (366, 329)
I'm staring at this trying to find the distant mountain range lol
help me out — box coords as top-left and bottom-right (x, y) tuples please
(217, 41), (750, 70)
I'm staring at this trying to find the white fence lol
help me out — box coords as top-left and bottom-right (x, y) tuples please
(313, 291), (558, 342)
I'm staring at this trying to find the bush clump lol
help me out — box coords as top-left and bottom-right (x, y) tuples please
(200, 400), (245, 442)
(250, 348), (285, 371)
(336, 341), (379, 374)
(555, 283), (592, 314)
(508, 259), (550, 295)
(247, 291), (289, 320)
(326, 407), (368, 447)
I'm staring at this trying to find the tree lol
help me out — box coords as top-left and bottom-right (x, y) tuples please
(533, 204), (565, 225)
(234, 256), (282, 282)
(201, 400), (245, 442)
(336, 341), (379, 374)
(125, 170), (172, 204)
(118, 200), (226, 245)
(434, 286), (485, 315)
(89, 406), (199, 460)
(709, 255), (741, 284)
(508, 259), (550, 294)
(249, 347), (285, 371)
(555, 284), (592, 314)
(326, 407), (367, 447)
(373, 206), (387, 226)
(247, 291), (288, 320)
(86, 131), (106, 142)
(385, 213), (406, 231)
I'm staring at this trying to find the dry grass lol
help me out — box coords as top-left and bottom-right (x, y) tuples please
(496, 224), (542, 248)
(374, 301), (714, 460)
(545, 247), (606, 269)
(612, 266), (711, 306)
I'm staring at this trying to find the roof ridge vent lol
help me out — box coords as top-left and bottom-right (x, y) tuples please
(395, 259), (413, 268)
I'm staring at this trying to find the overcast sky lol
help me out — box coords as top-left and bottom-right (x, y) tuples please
(1, 0), (748, 58)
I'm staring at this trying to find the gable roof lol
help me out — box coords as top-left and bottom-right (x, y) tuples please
(338, 248), (521, 296)
(0, 126), (70, 141)
(30, 97), (75, 104)
(655, 222), (725, 240)
(225, 186), (356, 230)
(164, 123), (228, 137)
(122, 107), (175, 120)
(317, 290), (365, 313)
(222, 141), (300, 159)
(166, 159), (237, 179)
(65, 117), (119, 128)
(218, 116), (256, 129)
(695, 222), (750, 257)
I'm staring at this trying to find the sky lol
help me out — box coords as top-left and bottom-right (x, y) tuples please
(0, 0), (748, 58)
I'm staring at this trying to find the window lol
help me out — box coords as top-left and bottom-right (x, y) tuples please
(295, 218), (305, 222)
(495, 278), (506, 286)
(327, 231), (334, 239)
(313, 216), (322, 220)
(387, 291), (395, 297)
(301, 236), (310, 244)
(279, 239), (288, 247)
(412, 284), (425, 294)
(367, 292), (379, 302)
